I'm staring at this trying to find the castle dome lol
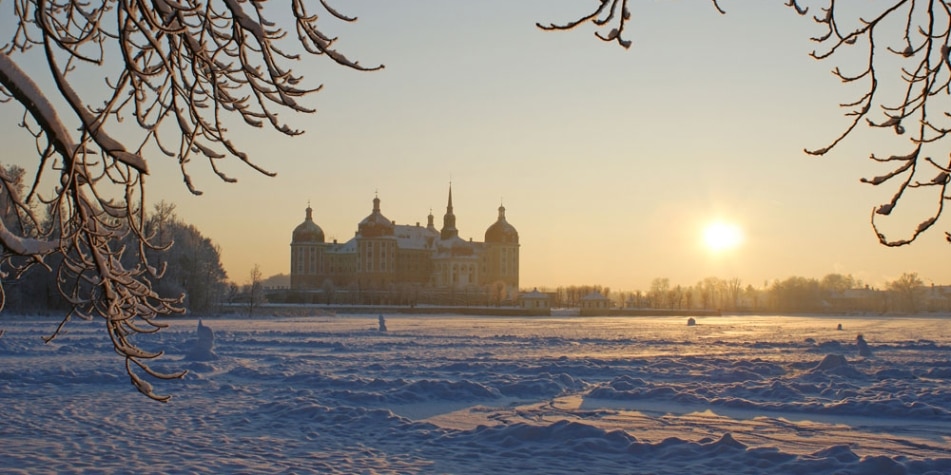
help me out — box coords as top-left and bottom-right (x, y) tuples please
(293, 205), (325, 243)
(485, 205), (518, 244)
(358, 195), (395, 238)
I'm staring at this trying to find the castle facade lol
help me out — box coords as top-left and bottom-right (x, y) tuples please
(290, 187), (519, 303)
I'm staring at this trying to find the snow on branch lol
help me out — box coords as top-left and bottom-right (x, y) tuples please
(540, 0), (951, 246)
(0, 52), (86, 169)
(0, 0), (379, 401)
(790, 0), (951, 246)
(536, 0), (726, 49)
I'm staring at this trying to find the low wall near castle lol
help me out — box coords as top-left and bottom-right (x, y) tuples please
(221, 304), (721, 318)
(580, 308), (721, 317)
(222, 303), (551, 317)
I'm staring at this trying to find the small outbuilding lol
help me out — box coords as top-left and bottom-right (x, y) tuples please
(580, 291), (612, 316)
(519, 288), (551, 311)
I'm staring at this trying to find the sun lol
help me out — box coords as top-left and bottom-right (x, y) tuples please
(703, 221), (744, 253)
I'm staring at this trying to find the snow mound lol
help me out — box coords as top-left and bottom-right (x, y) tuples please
(451, 420), (637, 454)
(808, 354), (866, 379)
(814, 354), (849, 371)
(183, 320), (218, 361)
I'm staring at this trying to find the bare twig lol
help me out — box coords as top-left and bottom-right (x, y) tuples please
(0, 0), (379, 400)
(536, 0), (726, 49)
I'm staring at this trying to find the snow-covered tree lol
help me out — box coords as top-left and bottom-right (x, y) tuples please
(143, 202), (228, 314)
(648, 277), (670, 309)
(246, 264), (265, 316)
(887, 272), (924, 313)
(0, 1), (377, 400)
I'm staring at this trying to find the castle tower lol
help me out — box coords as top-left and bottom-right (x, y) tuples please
(440, 185), (459, 240)
(356, 194), (397, 291)
(290, 204), (327, 289)
(484, 202), (519, 290)
(426, 209), (436, 233)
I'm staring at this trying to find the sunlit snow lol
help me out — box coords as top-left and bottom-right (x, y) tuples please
(1, 314), (950, 474)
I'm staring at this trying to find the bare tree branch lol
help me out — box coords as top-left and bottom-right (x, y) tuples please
(537, 0), (726, 49)
(788, 1), (951, 246)
(0, 0), (380, 400)
(542, 0), (951, 248)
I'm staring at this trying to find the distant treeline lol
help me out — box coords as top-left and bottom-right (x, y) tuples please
(545, 273), (948, 314)
(1, 194), (230, 315)
(1, 158), (940, 317)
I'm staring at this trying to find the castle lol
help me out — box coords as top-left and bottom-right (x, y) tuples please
(290, 187), (519, 304)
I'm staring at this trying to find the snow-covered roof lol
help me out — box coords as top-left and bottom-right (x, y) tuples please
(433, 235), (481, 259)
(438, 235), (469, 247)
(394, 224), (437, 251)
(581, 291), (610, 301)
(520, 289), (549, 300)
(326, 238), (357, 254)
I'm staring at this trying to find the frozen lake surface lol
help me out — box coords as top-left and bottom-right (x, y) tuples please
(2, 314), (950, 474)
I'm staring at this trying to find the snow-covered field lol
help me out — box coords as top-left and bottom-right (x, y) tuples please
(2, 313), (951, 474)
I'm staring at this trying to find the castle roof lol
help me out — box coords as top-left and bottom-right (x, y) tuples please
(292, 206), (325, 243)
(485, 205), (518, 244)
(434, 235), (479, 258)
(325, 237), (357, 254)
(395, 224), (438, 250)
(358, 195), (395, 238)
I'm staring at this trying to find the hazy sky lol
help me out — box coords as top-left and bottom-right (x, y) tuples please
(5, 1), (951, 292)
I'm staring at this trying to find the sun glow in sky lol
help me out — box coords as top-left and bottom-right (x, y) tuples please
(703, 222), (744, 254)
(3, 1), (951, 292)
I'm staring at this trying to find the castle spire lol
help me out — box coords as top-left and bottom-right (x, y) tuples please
(447, 183), (453, 213)
(441, 183), (458, 240)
